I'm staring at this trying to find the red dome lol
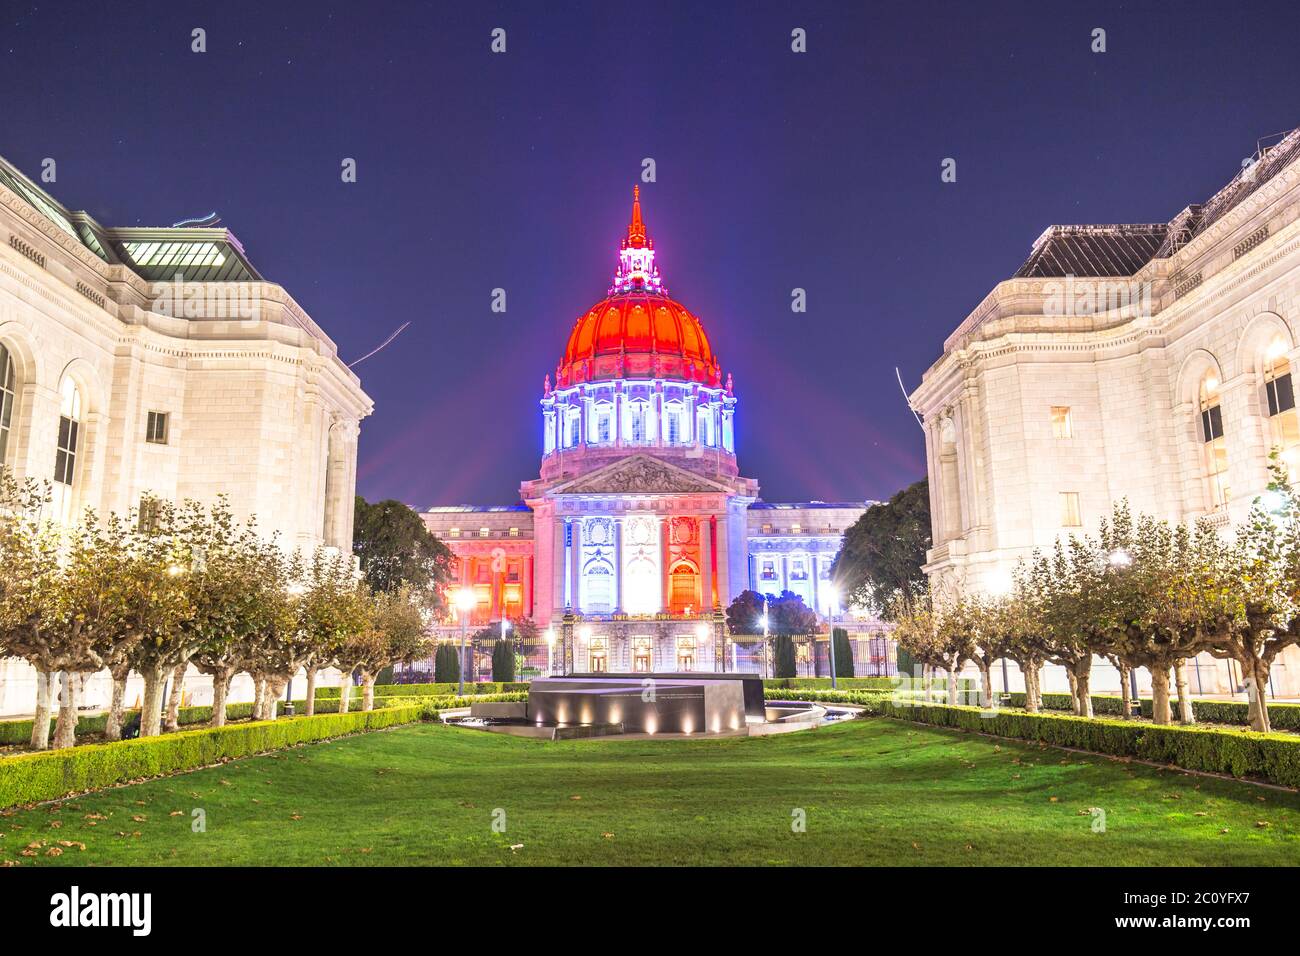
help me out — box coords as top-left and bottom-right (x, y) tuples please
(552, 187), (724, 389)
(557, 292), (721, 387)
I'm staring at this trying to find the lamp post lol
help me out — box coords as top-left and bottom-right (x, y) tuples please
(827, 587), (839, 690)
(761, 595), (770, 679)
(545, 628), (555, 676)
(499, 617), (511, 682)
(455, 587), (477, 697)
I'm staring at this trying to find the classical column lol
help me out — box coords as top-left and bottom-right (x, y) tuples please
(551, 516), (565, 616)
(569, 517), (582, 612)
(523, 556), (533, 618)
(613, 518), (624, 612)
(715, 514), (731, 606)
(659, 516), (671, 612)
(489, 566), (501, 622)
(699, 515), (713, 609)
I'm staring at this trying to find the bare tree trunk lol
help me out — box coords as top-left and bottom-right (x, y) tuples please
(1074, 666), (1093, 718)
(105, 663), (130, 741)
(1022, 664), (1040, 712)
(267, 677), (286, 720)
(1174, 659), (1195, 724)
(1066, 669), (1078, 712)
(139, 667), (166, 737)
(361, 672), (377, 711)
(338, 670), (352, 714)
(1150, 666), (1172, 725)
(210, 668), (233, 727)
(304, 666), (319, 716)
(945, 663), (958, 706)
(1118, 662), (1132, 720)
(52, 671), (79, 749)
(977, 662), (992, 708)
(1244, 658), (1272, 733)
(163, 663), (185, 732)
(30, 669), (54, 750)
(251, 676), (268, 720)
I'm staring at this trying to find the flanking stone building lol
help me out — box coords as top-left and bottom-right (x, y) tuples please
(911, 127), (1300, 696)
(0, 154), (371, 714)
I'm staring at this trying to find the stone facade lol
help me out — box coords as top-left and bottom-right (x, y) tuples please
(911, 128), (1300, 696)
(0, 155), (371, 715)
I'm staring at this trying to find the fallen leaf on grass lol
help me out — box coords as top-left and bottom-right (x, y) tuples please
(45, 847), (62, 857)
(602, 832), (614, 839)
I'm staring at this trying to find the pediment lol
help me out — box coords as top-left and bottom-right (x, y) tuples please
(551, 455), (734, 496)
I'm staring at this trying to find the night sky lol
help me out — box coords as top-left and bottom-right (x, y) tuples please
(3, 0), (1299, 509)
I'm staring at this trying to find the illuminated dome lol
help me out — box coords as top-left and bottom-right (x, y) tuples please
(553, 187), (723, 389)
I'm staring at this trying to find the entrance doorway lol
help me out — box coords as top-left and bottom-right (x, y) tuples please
(632, 637), (653, 673)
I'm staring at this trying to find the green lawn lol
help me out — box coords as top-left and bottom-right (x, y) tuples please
(3, 717), (1298, 866)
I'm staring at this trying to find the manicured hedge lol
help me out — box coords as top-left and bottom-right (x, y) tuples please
(763, 688), (894, 707)
(1002, 692), (1300, 730)
(763, 676), (977, 693)
(315, 681), (529, 700)
(879, 700), (1300, 789)
(0, 695), (437, 745)
(0, 703), (439, 810)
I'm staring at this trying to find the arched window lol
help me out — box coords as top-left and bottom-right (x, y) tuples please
(52, 376), (82, 524)
(0, 343), (16, 464)
(1199, 372), (1229, 509)
(1263, 338), (1300, 479)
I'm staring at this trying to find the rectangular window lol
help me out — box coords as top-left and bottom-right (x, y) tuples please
(791, 523), (802, 535)
(1051, 406), (1072, 439)
(479, 527), (490, 538)
(448, 527), (460, 538)
(145, 411), (169, 444)
(761, 523), (772, 534)
(760, 560), (777, 581)
(1059, 492), (1081, 527)
(508, 527), (519, 537)
(666, 410), (681, 443)
(1267, 373), (1295, 416)
(596, 408), (612, 443)
(1201, 404), (1224, 442)
(54, 416), (79, 485)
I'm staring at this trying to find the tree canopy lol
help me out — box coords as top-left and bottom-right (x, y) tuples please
(832, 477), (931, 619)
(352, 496), (454, 607)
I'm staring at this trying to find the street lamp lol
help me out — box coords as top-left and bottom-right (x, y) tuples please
(545, 627), (555, 676)
(1108, 549), (1132, 568)
(454, 587), (476, 697)
(761, 595), (770, 679)
(826, 587), (839, 689)
(499, 617), (511, 681)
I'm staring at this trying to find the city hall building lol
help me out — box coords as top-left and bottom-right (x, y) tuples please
(422, 189), (888, 676)
(0, 155), (371, 714)
(911, 127), (1300, 696)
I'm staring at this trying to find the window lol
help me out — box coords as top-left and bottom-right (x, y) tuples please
(566, 409), (581, 448)
(1059, 492), (1081, 527)
(629, 402), (647, 442)
(595, 406), (612, 444)
(789, 558), (808, 580)
(52, 377), (82, 524)
(479, 527), (490, 538)
(1264, 340), (1300, 479)
(664, 406), (682, 444)
(1051, 406), (1073, 439)
(1200, 373), (1229, 508)
(791, 523), (802, 535)
(145, 411), (169, 444)
(448, 527), (461, 538)
(760, 559), (777, 581)
(0, 343), (14, 463)
(508, 527), (519, 537)
(761, 523), (773, 535)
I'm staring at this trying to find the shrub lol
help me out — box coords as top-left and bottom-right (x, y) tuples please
(434, 643), (461, 684)
(831, 628), (855, 678)
(491, 640), (515, 683)
(879, 700), (1300, 789)
(772, 636), (797, 679)
(0, 703), (439, 810)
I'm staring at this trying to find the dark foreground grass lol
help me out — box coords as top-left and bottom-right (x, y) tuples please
(3, 718), (1298, 866)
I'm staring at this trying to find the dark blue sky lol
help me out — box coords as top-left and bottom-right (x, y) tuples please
(3, 0), (1299, 508)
